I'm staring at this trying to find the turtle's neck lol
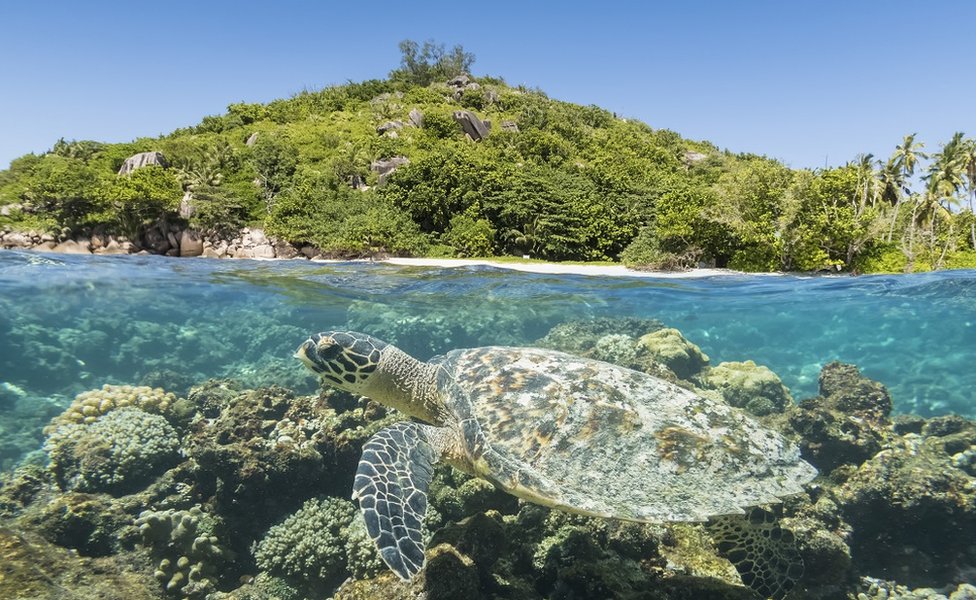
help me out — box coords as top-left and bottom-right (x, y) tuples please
(362, 345), (448, 425)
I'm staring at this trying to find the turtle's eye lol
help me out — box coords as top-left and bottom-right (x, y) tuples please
(297, 331), (385, 390)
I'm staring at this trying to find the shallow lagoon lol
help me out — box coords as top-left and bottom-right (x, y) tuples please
(2, 251), (976, 599)
(1, 251), (974, 421)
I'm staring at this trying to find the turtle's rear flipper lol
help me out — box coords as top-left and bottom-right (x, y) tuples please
(353, 422), (447, 580)
(706, 507), (803, 600)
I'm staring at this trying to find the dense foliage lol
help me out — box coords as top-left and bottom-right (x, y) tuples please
(1, 41), (975, 272)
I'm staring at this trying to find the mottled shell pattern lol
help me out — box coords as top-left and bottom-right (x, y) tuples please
(432, 347), (817, 522)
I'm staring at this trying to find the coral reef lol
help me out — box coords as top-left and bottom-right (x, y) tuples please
(44, 384), (185, 432)
(44, 407), (181, 494)
(695, 360), (793, 416)
(832, 423), (976, 587)
(785, 362), (894, 475)
(253, 496), (380, 592)
(856, 578), (976, 600)
(536, 317), (663, 356)
(637, 327), (710, 379)
(0, 526), (163, 600)
(135, 506), (230, 598)
(2, 320), (975, 600)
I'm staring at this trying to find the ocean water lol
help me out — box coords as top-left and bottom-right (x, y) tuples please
(1, 251), (974, 457)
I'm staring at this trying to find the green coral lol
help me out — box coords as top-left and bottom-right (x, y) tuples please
(695, 360), (793, 416)
(637, 327), (710, 379)
(253, 496), (381, 589)
(44, 407), (180, 494)
(135, 505), (229, 598)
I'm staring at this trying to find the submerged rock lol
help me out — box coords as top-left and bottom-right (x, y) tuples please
(786, 362), (894, 475)
(834, 423), (976, 587)
(0, 526), (162, 600)
(695, 360), (793, 416)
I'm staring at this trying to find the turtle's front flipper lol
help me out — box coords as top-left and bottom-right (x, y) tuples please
(353, 421), (448, 580)
(706, 507), (804, 600)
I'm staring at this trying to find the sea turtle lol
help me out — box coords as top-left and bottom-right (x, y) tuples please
(295, 331), (817, 598)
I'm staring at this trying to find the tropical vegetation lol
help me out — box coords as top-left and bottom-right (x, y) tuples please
(1, 40), (975, 273)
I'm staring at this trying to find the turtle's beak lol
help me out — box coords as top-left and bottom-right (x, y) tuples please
(294, 338), (321, 372)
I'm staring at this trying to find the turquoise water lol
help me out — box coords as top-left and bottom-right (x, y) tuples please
(1, 251), (974, 436)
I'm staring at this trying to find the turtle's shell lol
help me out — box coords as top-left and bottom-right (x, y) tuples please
(431, 346), (816, 522)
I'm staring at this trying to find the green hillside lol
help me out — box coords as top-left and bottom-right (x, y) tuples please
(1, 42), (974, 272)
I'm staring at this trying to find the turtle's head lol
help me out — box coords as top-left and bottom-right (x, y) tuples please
(295, 331), (388, 395)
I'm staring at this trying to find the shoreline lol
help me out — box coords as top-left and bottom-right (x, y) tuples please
(377, 257), (753, 278)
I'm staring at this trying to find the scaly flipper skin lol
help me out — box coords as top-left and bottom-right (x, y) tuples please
(353, 421), (446, 580)
(707, 507), (804, 600)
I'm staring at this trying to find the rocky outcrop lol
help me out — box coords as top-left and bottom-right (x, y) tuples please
(0, 230), (52, 249)
(446, 74), (486, 101)
(370, 156), (410, 185)
(117, 151), (168, 175)
(500, 120), (519, 133)
(453, 110), (490, 141)
(52, 240), (92, 254)
(179, 229), (204, 257)
(2, 225), (314, 262)
(376, 121), (403, 135)
(245, 132), (260, 146)
(408, 108), (424, 128)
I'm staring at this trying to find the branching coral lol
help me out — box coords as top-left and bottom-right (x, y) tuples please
(135, 505), (229, 598)
(253, 496), (382, 589)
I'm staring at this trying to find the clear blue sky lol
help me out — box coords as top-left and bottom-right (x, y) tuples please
(1, 1), (973, 170)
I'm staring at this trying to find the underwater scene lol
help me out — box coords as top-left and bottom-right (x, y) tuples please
(1, 250), (975, 599)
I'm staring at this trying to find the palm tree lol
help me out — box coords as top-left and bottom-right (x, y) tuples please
(920, 132), (968, 264)
(963, 136), (976, 248)
(886, 134), (926, 242)
(852, 153), (878, 213)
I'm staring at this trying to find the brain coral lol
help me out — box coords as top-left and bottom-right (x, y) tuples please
(44, 406), (181, 494)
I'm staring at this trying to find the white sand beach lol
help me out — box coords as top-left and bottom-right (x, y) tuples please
(380, 257), (747, 278)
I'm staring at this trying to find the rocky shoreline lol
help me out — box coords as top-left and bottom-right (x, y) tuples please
(0, 225), (313, 260)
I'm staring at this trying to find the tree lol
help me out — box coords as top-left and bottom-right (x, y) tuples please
(103, 165), (183, 240)
(707, 158), (793, 271)
(917, 132), (967, 265)
(251, 134), (298, 213)
(963, 136), (976, 248)
(390, 39), (475, 86)
(882, 134), (925, 242)
(21, 155), (104, 232)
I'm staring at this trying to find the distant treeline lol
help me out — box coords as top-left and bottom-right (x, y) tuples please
(1, 40), (974, 272)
